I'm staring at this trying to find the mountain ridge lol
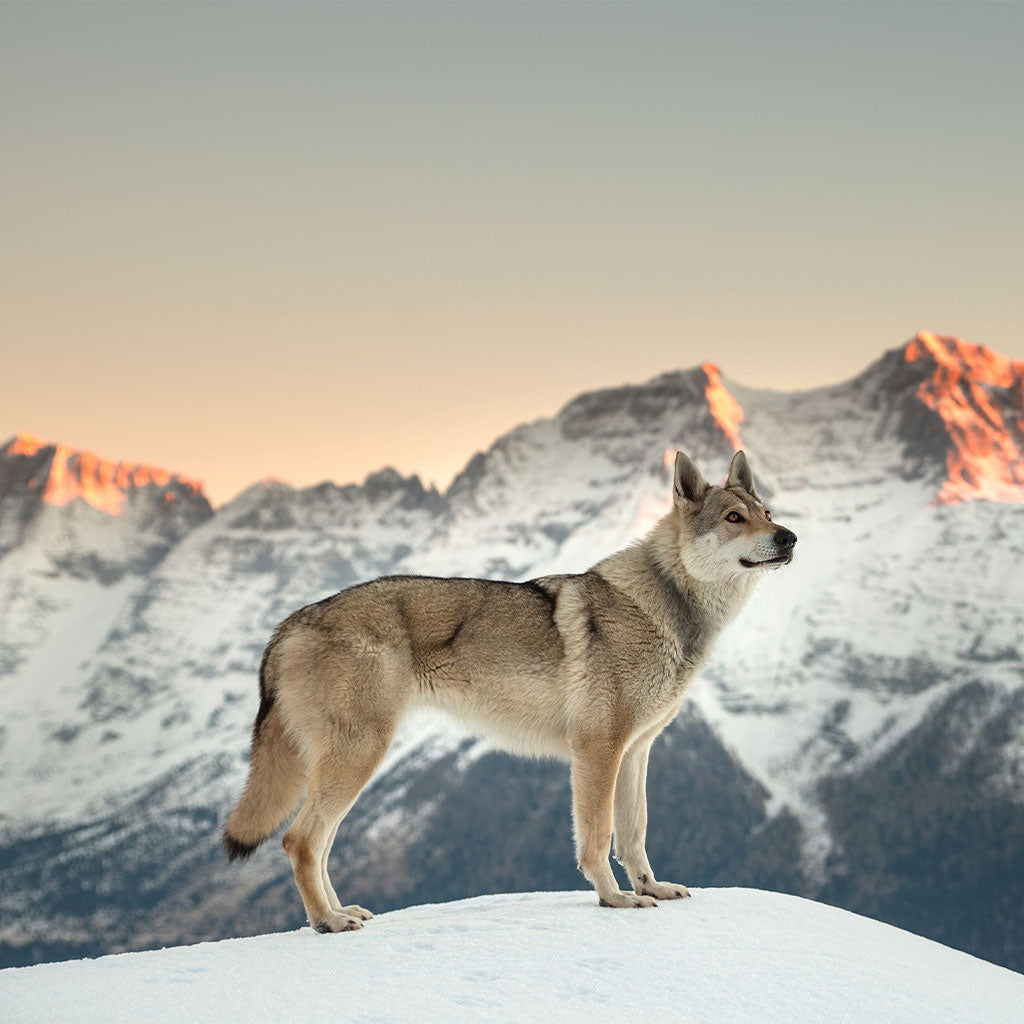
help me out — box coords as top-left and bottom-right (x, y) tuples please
(11, 329), (1022, 512)
(1, 331), (1022, 973)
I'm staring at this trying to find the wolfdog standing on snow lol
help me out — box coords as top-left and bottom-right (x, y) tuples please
(223, 450), (796, 932)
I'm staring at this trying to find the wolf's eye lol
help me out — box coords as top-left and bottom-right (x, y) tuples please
(764, 510), (772, 521)
(725, 511), (744, 524)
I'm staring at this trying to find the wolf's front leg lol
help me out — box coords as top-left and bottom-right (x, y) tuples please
(571, 741), (656, 908)
(613, 738), (690, 900)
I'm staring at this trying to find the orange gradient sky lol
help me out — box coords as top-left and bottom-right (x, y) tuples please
(2, 2), (1022, 505)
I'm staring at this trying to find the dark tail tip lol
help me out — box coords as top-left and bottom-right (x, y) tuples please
(223, 831), (261, 863)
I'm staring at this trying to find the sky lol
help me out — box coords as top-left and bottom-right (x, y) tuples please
(2, 1), (1022, 505)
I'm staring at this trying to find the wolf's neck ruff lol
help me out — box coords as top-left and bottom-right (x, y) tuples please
(596, 518), (756, 679)
(223, 448), (796, 929)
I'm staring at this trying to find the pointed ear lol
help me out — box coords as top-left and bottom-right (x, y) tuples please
(673, 451), (708, 504)
(726, 450), (755, 494)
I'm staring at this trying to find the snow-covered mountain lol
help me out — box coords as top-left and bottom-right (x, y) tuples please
(4, 890), (1023, 1024)
(1, 331), (1022, 973)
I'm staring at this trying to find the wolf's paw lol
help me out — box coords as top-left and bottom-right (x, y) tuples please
(598, 890), (658, 909)
(313, 910), (364, 933)
(342, 904), (374, 921)
(636, 878), (690, 900)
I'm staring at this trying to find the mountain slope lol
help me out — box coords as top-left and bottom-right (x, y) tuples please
(1, 331), (1022, 972)
(2, 890), (1022, 1024)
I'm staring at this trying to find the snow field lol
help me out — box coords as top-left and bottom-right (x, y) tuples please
(2, 889), (1021, 1024)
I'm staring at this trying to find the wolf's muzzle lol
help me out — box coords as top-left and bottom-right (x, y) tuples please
(773, 528), (797, 551)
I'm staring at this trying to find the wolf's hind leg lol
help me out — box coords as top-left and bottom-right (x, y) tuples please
(320, 820), (373, 921)
(571, 740), (656, 909)
(283, 731), (390, 933)
(613, 735), (689, 901)
(320, 821), (344, 912)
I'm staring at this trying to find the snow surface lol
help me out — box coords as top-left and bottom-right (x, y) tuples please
(2, 889), (1021, 1024)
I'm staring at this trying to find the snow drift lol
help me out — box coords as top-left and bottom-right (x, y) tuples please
(1, 889), (1021, 1024)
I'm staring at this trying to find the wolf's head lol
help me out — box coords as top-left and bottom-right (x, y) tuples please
(667, 449), (796, 584)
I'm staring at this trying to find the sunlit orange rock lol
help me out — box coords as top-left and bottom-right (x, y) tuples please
(906, 331), (1024, 504)
(8, 430), (47, 458)
(703, 362), (743, 450)
(2, 433), (206, 516)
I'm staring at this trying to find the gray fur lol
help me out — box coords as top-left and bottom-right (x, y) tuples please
(673, 450), (708, 504)
(726, 450), (755, 494)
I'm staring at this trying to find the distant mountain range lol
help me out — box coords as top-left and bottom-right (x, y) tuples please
(1, 330), (1022, 972)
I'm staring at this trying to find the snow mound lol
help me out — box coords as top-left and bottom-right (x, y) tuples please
(2, 889), (1021, 1023)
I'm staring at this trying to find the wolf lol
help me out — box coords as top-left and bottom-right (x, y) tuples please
(223, 449), (796, 932)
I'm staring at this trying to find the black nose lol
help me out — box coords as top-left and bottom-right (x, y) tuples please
(774, 528), (797, 549)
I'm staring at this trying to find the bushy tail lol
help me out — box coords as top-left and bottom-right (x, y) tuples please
(222, 679), (306, 861)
